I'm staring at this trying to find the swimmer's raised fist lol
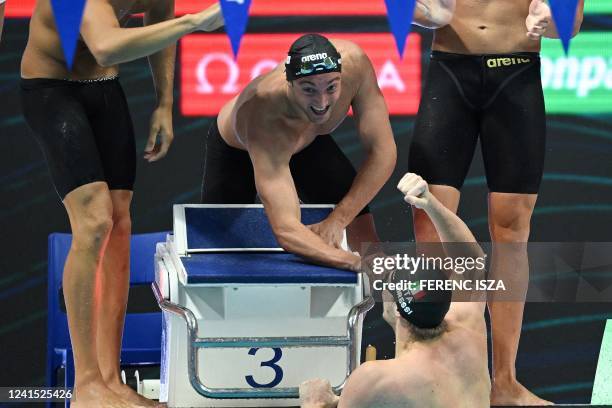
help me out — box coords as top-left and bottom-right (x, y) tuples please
(299, 378), (339, 408)
(526, 0), (551, 41)
(194, 3), (225, 32)
(397, 173), (431, 209)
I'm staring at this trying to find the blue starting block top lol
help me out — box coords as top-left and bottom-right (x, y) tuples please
(175, 205), (336, 252)
(173, 205), (357, 285)
(182, 252), (357, 284)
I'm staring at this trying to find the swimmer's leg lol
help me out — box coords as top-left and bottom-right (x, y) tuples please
(487, 193), (551, 406)
(95, 190), (159, 406)
(63, 183), (137, 408)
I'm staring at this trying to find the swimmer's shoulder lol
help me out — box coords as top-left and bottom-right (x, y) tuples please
(329, 39), (374, 92)
(340, 360), (417, 408)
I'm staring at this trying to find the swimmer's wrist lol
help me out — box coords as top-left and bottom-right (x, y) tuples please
(421, 191), (440, 213)
(329, 205), (354, 228)
(184, 13), (202, 33)
(156, 98), (173, 109)
(348, 252), (362, 272)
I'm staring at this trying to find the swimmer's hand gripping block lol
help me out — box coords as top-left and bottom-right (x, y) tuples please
(155, 205), (372, 406)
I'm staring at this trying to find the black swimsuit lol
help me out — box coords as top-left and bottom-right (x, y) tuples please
(409, 51), (546, 194)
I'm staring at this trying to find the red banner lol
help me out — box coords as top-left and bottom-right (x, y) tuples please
(6, 0), (386, 17)
(175, 0), (386, 16)
(180, 33), (421, 116)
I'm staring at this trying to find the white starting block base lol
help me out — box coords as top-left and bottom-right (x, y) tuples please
(155, 205), (368, 407)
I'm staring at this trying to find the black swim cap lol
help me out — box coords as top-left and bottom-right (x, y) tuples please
(390, 267), (452, 329)
(285, 34), (342, 81)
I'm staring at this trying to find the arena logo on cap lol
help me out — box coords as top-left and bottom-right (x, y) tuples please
(301, 53), (328, 62)
(180, 33), (421, 116)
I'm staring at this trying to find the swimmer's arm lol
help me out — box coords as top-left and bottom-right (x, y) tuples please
(80, 0), (222, 67)
(145, 1), (176, 108)
(425, 194), (487, 318)
(0, 3), (4, 43)
(335, 50), (396, 227)
(248, 133), (361, 272)
(528, 0), (584, 40)
(421, 192), (484, 261)
(413, 0), (455, 29)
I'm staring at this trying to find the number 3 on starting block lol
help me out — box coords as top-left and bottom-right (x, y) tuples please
(245, 348), (284, 388)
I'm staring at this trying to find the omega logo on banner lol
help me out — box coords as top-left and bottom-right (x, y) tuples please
(181, 33), (422, 116)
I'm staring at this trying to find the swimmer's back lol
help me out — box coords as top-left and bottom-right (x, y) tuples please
(434, 0), (539, 54)
(340, 323), (489, 408)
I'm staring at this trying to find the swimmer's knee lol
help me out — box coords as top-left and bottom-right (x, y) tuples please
(488, 194), (536, 242)
(109, 191), (133, 237)
(65, 183), (114, 250)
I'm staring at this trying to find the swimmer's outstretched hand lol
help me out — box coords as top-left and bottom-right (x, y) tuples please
(526, 0), (551, 41)
(145, 106), (174, 162)
(397, 173), (432, 210)
(299, 378), (340, 408)
(194, 3), (225, 32)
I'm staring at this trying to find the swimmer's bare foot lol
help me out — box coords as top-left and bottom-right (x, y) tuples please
(491, 378), (553, 406)
(71, 380), (142, 408)
(107, 381), (163, 407)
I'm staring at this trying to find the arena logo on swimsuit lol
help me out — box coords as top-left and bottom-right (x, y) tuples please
(180, 33), (422, 116)
(486, 57), (531, 68)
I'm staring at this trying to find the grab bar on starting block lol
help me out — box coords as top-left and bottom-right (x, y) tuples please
(152, 282), (374, 399)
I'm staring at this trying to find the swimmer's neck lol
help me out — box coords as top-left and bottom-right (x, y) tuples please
(394, 320), (448, 356)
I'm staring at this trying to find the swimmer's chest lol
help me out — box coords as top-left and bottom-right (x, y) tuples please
(454, 0), (530, 18)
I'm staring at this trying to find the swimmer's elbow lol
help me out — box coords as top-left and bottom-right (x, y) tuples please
(90, 44), (113, 67)
(414, 0), (455, 29)
(273, 224), (300, 253)
(428, 9), (454, 28)
(89, 40), (119, 67)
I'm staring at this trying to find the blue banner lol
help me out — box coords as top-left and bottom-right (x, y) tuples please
(549, 0), (580, 54)
(50, 0), (87, 70)
(220, 0), (253, 58)
(384, 0), (417, 59)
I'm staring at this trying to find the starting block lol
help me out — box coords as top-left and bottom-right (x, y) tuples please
(154, 204), (373, 407)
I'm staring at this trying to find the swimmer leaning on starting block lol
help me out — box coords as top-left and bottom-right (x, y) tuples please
(200, 1), (458, 271)
(20, 2), (223, 407)
(300, 173), (490, 408)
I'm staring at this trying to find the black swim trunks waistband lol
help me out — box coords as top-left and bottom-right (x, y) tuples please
(430, 50), (540, 60)
(20, 76), (119, 90)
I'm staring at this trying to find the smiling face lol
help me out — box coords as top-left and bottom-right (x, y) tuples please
(289, 72), (342, 124)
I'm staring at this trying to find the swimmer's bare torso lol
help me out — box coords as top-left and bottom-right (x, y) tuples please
(217, 39), (363, 154)
(340, 309), (490, 408)
(21, 0), (160, 79)
(433, 0), (539, 54)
